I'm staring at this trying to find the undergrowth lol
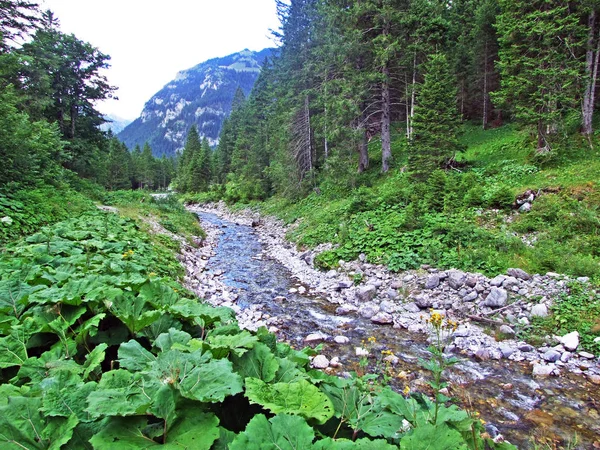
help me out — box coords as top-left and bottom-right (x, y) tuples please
(0, 209), (513, 449)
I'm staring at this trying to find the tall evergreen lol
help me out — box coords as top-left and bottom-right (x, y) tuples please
(409, 53), (461, 179)
(493, 0), (586, 150)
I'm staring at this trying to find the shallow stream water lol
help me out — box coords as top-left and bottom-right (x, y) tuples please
(197, 212), (600, 449)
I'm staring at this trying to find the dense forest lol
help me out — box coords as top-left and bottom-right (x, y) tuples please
(176, 0), (599, 199)
(0, 2), (173, 192)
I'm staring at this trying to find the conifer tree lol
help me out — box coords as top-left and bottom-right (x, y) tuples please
(493, 0), (585, 150)
(409, 53), (461, 179)
(177, 125), (202, 192)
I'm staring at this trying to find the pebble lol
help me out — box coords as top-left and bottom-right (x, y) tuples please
(305, 332), (329, 343)
(334, 336), (350, 344)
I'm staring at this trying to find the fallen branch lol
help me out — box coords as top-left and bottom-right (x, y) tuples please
(468, 315), (505, 326)
(482, 300), (522, 316)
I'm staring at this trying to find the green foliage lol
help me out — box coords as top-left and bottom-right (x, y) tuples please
(0, 205), (504, 448)
(522, 282), (600, 354)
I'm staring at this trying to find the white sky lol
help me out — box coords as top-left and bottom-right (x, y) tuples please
(39, 0), (281, 120)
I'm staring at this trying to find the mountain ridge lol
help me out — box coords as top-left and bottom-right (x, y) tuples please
(118, 48), (274, 156)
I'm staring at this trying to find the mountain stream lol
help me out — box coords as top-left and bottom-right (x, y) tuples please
(195, 211), (599, 449)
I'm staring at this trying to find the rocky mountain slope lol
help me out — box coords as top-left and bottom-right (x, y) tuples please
(118, 48), (273, 156)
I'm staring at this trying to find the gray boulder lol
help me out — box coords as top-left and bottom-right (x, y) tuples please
(490, 275), (506, 287)
(358, 303), (380, 319)
(507, 268), (531, 281)
(414, 294), (433, 309)
(482, 287), (508, 308)
(463, 291), (478, 302)
(371, 312), (394, 324)
(425, 275), (440, 290)
(542, 349), (562, 362)
(447, 271), (467, 290)
(355, 285), (377, 302)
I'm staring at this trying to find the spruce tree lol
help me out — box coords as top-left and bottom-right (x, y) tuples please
(493, 0), (585, 150)
(409, 53), (461, 180)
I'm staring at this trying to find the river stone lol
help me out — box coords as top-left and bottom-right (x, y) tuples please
(579, 351), (595, 359)
(380, 300), (396, 314)
(577, 276), (590, 283)
(502, 276), (519, 290)
(447, 271), (467, 290)
(403, 302), (422, 313)
(465, 276), (478, 288)
(518, 343), (535, 352)
(587, 373), (600, 385)
(499, 345), (515, 359)
(355, 285), (377, 302)
(542, 349), (562, 362)
(358, 303), (379, 319)
(453, 326), (471, 338)
(329, 357), (342, 368)
(533, 364), (555, 377)
(507, 268), (531, 281)
(401, 275), (414, 283)
(355, 347), (369, 357)
(385, 289), (398, 300)
(312, 355), (330, 369)
(336, 304), (358, 315)
(336, 281), (353, 290)
(475, 347), (491, 361)
(560, 351), (573, 363)
(530, 304), (549, 318)
(425, 275), (440, 290)
(482, 288), (508, 308)
(371, 312), (393, 324)
(490, 275), (506, 287)
(305, 332), (329, 343)
(414, 294), (433, 309)
(334, 336), (350, 344)
(499, 325), (516, 337)
(463, 291), (478, 302)
(560, 331), (579, 351)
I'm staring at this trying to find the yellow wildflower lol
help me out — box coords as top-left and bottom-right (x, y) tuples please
(403, 385), (410, 396)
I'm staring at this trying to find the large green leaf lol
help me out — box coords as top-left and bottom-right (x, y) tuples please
(83, 343), (108, 379)
(168, 299), (235, 327)
(89, 413), (220, 450)
(314, 438), (398, 449)
(179, 358), (243, 402)
(359, 409), (403, 440)
(399, 422), (468, 450)
(232, 342), (279, 382)
(139, 281), (179, 308)
(42, 414), (79, 450)
(205, 330), (259, 358)
(245, 378), (334, 424)
(109, 294), (161, 334)
(0, 325), (29, 369)
(86, 371), (158, 418)
(0, 279), (41, 318)
(0, 397), (41, 449)
(154, 328), (192, 352)
(229, 414), (315, 450)
(118, 339), (156, 371)
(42, 376), (97, 421)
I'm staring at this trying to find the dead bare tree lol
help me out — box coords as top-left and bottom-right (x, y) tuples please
(291, 96), (314, 183)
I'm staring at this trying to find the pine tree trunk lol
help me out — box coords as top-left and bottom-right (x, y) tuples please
(582, 9), (599, 138)
(381, 65), (392, 173)
(409, 51), (417, 140)
(358, 129), (369, 173)
(483, 39), (489, 130)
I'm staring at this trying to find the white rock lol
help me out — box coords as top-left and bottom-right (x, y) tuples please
(305, 332), (328, 343)
(311, 355), (330, 369)
(579, 351), (596, 359)
(560, 331), (579, 351)
(355, 347), (369, 357)
(530, 304), (548, 318)
(371, 312), (393, 324)
(532, 364), (555, 377)
(334, 336), (350, 344)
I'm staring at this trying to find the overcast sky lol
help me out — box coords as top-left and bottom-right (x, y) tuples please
(39, 0), (281, 120)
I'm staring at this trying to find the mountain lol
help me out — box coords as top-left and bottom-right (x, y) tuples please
(117, 48), (274, 157)
(101, 115), (131, 135)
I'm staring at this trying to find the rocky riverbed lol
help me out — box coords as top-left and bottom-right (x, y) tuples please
(177, 202), (600, 448)
(185, 202), (600, 384)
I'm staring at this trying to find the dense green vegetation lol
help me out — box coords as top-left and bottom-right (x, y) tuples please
(0, 196), (515, 449)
